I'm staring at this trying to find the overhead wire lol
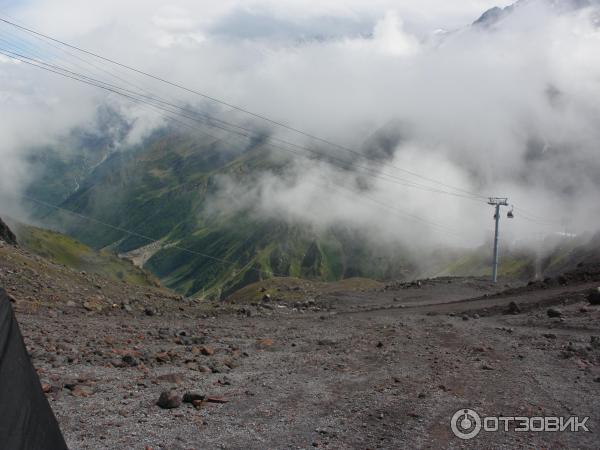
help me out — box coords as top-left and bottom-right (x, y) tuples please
(0, 15), (566, 250)
(0, 13), (568, 230)
(0, 15), (489, 201)
(0, 46), (489, 206)
(0, 48), (477, 243)
(512, 206), (563, 227)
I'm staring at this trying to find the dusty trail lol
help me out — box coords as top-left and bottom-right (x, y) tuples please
(2, 243), (600, 449)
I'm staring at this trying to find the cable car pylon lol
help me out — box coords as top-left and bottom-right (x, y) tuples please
(488, 197), (514, 282)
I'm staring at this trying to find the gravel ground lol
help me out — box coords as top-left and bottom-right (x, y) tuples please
(3, 242), (600, 449)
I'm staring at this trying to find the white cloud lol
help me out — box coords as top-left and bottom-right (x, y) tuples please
(0, 0), (599, 248)
(370, 11), (420, 56)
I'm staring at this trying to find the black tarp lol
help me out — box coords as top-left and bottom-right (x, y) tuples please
(0, 288), (68, 449)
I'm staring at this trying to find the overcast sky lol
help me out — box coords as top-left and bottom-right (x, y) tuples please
(3, 1), (514, 41)
(0, 0), (599, 250)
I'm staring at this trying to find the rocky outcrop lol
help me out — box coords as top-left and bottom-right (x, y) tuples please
(473, 0), (600, 29)
(0, 218), (16, 245)
(473, 5), (514, 28)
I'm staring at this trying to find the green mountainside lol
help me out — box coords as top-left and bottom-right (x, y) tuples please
(27, 126), (417, 298)
(25, 115), (596, 298)
(431, 234), (600, 281)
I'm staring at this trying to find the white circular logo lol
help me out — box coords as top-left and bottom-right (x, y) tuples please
(451, 409), (482, 440)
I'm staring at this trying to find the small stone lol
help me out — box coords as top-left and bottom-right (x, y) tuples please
(144, 307), (156, 316)
(262, 294), (271, 302)
(155, 352), (171, 363)
(506, 301), (521, 315)
(587, 288), (600, 306)
(542, 333), (557, 339)
(158, 328), (171, 339)
(256, 338), (274, 349)
(157, 373), (184, 384)
(182, 392), (205, 403)
(121, 355), (138, 367)
(156, 391), (181, 409)
(83, 301), (103, 312)
(219, 376), (232, 386)
(209, 364), (229, 374)
(199, 346), (214, 356)
(71, 386), (94, 397)
(177, 336), (192, 345)
(547, 308), (562, 318)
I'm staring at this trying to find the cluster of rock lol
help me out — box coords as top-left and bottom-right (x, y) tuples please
(503, 286), (600, 317)
(383, 280), (423, 291)
(0, 218), (16, 245)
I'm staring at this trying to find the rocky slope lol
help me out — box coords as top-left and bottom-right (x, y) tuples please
(4, 237), (600, 449)
(9, 220), (159, 288)
(474, 0), (600, 28)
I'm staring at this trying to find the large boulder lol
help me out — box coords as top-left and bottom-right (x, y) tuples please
(0, 218), (16, 245)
